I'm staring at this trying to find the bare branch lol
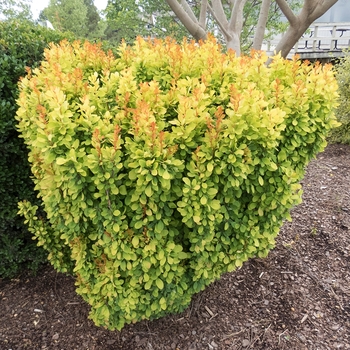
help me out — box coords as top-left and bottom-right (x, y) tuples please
(166, 0), (207, 40)
(207, 3), (231, 39)
(252, 0), (271, 50)
(211, 0), (229, 27)
(275, 0), (297, 26)
(303, 0), (314, 13)
(180, 0), (198, 23)
(229, 0), (248, 33)
(307, 0), (338, 19)
(165, 0), (339, 58)
(274, 0), (339, 58)
(229, 0), (235, 9)
(199, 0), (208, 28)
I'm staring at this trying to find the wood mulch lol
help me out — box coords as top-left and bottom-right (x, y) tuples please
(1, 143), (349, 350)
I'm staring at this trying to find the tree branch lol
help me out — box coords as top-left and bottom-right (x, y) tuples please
(307, 0), (338, 20)
(207, 3), (231, 39)
(165, 0), (207, 40)
(252, 0), (271, 50)
(211, 0), (229, 28)
(199, 0), (208, 29)
(274, 0), (339, 58)
(304, 0), (315, 13)
(180, 0), (198, 23)
(275, 0), (297, 26)
(228, 0), (248, 33)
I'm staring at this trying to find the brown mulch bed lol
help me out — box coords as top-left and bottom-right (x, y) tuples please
(1, 144), (349, 350)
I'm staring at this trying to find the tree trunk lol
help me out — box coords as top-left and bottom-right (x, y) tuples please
(274, 0), (339, 58)
(252, 0), (271, 50)
(165, 0), (339, 58)
(226, 32), (241, 54)
(227, 0), (248, 56)
(273, 24), (306, 58)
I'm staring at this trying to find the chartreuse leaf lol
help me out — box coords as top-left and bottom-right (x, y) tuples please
(210, 200), (220, 210)
(156, 278), (164, 290)
(132, 236), (139, 248)
(56, 157), (67, 165)
(144, 280), (152, 290)
(258, 176), (264, 186)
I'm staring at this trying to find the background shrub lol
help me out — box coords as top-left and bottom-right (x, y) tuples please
(0, 20), (74, 279)
(328, 53), (350, 144)
(17, 37), (339, 330)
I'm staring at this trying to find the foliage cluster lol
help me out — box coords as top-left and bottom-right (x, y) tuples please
(17, 37), (338, 329)
(0, 0), (32, 21)
(105, 0), (191, 44)
(40, 0), (105, 40)
(328, 53), (350, 144)
(0, 20), (74, 278)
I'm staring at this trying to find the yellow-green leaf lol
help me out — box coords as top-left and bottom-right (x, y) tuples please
(156, 278), (164, 290)
(132, 236), (139, 248)
(258, 176), (264, 186)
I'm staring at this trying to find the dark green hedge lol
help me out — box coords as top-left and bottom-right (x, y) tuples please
(0, 20), (74, 278)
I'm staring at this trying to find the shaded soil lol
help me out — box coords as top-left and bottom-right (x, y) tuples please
(1, 144), (349, 350)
